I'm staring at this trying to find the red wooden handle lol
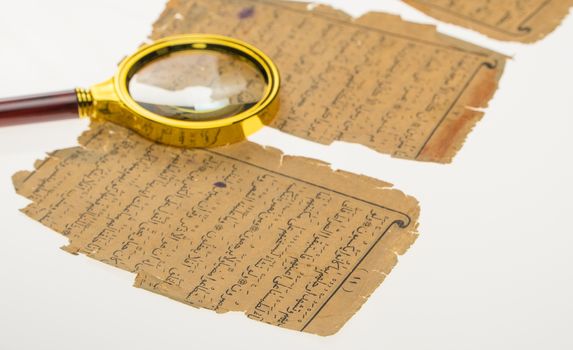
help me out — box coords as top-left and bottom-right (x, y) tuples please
(0, 90), (79, 126)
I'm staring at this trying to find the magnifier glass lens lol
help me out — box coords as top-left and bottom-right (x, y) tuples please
(128, 49), (268, 121)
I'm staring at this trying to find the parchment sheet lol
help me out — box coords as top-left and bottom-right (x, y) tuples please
(151, 0), (506, 163)
(403, 0), (573, 43)
(13, 122), (420, 336)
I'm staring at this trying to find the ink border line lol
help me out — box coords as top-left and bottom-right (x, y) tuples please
(408, 0), (552, 37)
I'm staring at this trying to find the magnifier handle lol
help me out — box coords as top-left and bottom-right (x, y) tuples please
(0, 90), (80, 126)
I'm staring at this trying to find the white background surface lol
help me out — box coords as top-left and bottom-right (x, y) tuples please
(1, 1), (572, 349)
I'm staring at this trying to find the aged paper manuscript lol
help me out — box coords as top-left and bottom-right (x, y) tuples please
(13, 122), (420, 335)
(404, 0), (573, 43)
(151, 0), (506, 163)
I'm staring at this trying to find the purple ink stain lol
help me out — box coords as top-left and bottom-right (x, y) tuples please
(238, 6), (255, 19)
(214, 181), (227, 188)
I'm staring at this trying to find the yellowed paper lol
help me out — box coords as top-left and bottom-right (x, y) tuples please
(151, 0), (506, 163)
(404, 0), (573, 43)
(13, 122), (419, 336)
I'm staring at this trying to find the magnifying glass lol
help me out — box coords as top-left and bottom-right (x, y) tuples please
(0, 34), (280, 148)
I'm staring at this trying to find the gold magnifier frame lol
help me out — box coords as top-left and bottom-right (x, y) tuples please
(77, 34), (280, 148)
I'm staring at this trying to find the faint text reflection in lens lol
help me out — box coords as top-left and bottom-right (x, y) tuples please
(128, 49), (267, 121)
